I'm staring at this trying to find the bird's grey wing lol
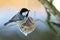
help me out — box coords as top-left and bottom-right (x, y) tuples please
(4, 14), (20, 26)
(4, 13), (24, 26)
(4, 16), (16, 26)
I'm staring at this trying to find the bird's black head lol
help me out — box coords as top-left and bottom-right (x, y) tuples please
(19, 8), (30, 17)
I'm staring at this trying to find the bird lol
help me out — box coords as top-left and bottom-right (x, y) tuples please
(4, 8), (35, 36)
(4, 8), (30, 26)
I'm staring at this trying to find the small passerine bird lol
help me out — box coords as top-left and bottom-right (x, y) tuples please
(4, 8), (30, 26)
(4, 8), (35, 36)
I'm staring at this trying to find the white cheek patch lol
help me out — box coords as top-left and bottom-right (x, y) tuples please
(22, 12), (28, 16)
